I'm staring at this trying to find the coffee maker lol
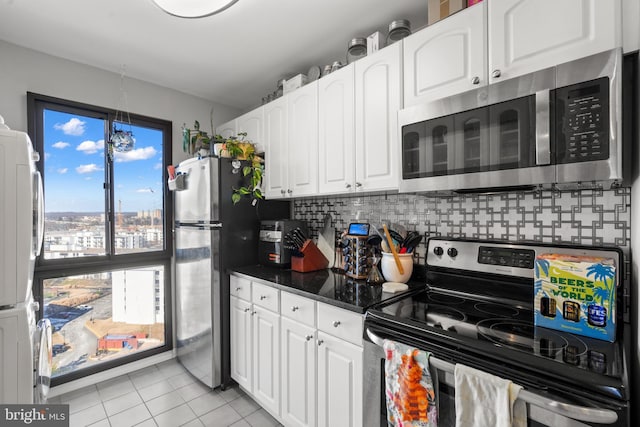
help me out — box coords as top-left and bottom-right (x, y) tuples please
(258, 220), (308, 267)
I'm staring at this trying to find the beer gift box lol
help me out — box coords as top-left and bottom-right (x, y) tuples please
(534, 253), (617, 342)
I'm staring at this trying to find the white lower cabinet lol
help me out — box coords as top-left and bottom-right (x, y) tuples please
(316, 331), (363, 427)
(230, 295), (252, 391)
(281, 316), (317, 427)
(230, 276), (363, 427)
(229, 276), (281, 419)
(252, 305), (280, 415)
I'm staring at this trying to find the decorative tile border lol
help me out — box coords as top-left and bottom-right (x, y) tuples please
(293, 188), (631, 276)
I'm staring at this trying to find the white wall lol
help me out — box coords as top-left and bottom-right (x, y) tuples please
(0, 40), (241, 164)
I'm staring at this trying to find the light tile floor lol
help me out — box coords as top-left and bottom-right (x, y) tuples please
(51, 359), (283, 427)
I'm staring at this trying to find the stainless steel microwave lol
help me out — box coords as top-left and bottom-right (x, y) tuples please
(399, 49), (624, 193)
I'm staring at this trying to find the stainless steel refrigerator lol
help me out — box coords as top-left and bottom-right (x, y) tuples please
(174, 156), (289, 389)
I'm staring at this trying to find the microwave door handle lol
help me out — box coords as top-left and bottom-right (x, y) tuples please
(535, 90), (551, 165)
(365, 328), (618, 424)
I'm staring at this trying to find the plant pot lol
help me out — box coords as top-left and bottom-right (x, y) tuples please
(213, 143), (229, 157)
(213, 141), (252, 159)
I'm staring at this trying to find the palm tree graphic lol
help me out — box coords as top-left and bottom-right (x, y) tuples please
(586, 263), (616, 320)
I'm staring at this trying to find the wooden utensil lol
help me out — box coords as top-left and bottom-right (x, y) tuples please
(383, 224), (404, 275)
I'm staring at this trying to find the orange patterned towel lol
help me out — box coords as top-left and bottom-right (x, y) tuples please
(384, 340), (437, 427)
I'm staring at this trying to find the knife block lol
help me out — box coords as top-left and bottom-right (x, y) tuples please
(291, 240), (329, 273)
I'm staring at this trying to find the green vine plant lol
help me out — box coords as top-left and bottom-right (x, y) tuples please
(213, 132), (264, 205)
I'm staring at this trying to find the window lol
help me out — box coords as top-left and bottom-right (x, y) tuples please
(27, 93), (172, 384)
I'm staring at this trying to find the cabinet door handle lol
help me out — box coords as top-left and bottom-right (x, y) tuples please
(317, 340), (324, 346)
(471, 76), (480, 85)
(280, 189), (285, 195)
(345, 183), (352, 189)
(291, 306), (299, 312)
(244, 308), (250, 312)
(287, 189), (293, 194)
(332, 321), (341, 328)
(236, 287), (241, 292)
(305, 335), (313, 341)
(260, 295), (267, 300)
(491, 69), (501, 78)
(355, 182), (362, 188)
(251, 311), (257, 315)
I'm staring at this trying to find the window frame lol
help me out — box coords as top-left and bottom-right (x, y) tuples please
(27, 92), (174, 385)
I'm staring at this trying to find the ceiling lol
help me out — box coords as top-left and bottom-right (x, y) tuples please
(0, 0), (428, 112)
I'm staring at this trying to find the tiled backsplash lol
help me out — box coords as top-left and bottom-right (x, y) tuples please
(293, 188), (632, 267)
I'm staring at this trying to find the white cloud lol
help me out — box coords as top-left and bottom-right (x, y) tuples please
(54, 118), (86, 136)
(77, 139), (105, 154)
(44, 153), (51, 160)
(76, 164), (102, 174)
(154, 162), (163, 170)
(136, 188), (154, 193)
(114, 146), (157, 162)
(57, 168), (68, 174)
(52, 141), (70, 149)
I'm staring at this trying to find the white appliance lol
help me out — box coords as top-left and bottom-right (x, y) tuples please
(0, 114), (51, 404)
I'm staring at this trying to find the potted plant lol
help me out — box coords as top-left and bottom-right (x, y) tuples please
(213, 132), (264, 205)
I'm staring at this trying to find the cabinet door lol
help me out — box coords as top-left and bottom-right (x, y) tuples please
(230, 296), (252, 392)
(355, 43), (402, 193)
(216, 119), (236, 139)
(404, 3), (487, 106)
(489, 0), (621, 82)
(318, 64), (356, 195)
(317, 332), (363, 427)
(288, 82), (319, 197)
(264, 96), (289, 199)
(252, 306), (280, 417)
(237, 106), (264, 153)
(281, 317), (317, 427)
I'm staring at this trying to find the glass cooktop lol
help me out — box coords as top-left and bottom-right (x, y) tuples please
(370, 287), (623, 380)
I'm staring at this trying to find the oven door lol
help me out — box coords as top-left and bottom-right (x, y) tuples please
(364, 327), (627, 427)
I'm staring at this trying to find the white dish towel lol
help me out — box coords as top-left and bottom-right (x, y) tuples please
(454, 364), (527, 427)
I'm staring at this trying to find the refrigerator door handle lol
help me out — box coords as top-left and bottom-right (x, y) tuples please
(175, 220), (223, 230)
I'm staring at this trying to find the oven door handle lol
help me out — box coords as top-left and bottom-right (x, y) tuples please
(365, 328), (619, 425)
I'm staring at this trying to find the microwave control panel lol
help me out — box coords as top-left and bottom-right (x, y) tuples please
(556, 77), (610, 164)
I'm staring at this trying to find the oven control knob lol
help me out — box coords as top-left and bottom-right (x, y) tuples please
(447, 247), (458, 258)
(433, 246), (444, 256)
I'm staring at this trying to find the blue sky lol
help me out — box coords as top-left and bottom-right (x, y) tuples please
(43, 110), (164, 213)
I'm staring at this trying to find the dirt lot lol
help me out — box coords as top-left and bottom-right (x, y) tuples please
(85, 318), (165, 340)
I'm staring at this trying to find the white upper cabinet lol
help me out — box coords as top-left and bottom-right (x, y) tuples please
(404, 0), (621, 105)
(216, 118), (236, 139)
(318, 64), (356, 195)
(488, 0), (621, 82)
(263, 96), (289, 199)
(236, 106), (264, 153)
(287, 81), (319, 197)
(355, 42), (402, 193)
(404, 3), (487, 107)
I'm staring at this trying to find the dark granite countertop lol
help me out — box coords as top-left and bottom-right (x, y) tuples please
(229, 265), (425, 313)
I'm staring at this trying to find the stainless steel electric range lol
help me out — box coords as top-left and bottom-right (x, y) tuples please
(363, 237), (630, 427)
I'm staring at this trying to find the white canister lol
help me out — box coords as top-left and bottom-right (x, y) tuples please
(380, 252), (414, 283)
